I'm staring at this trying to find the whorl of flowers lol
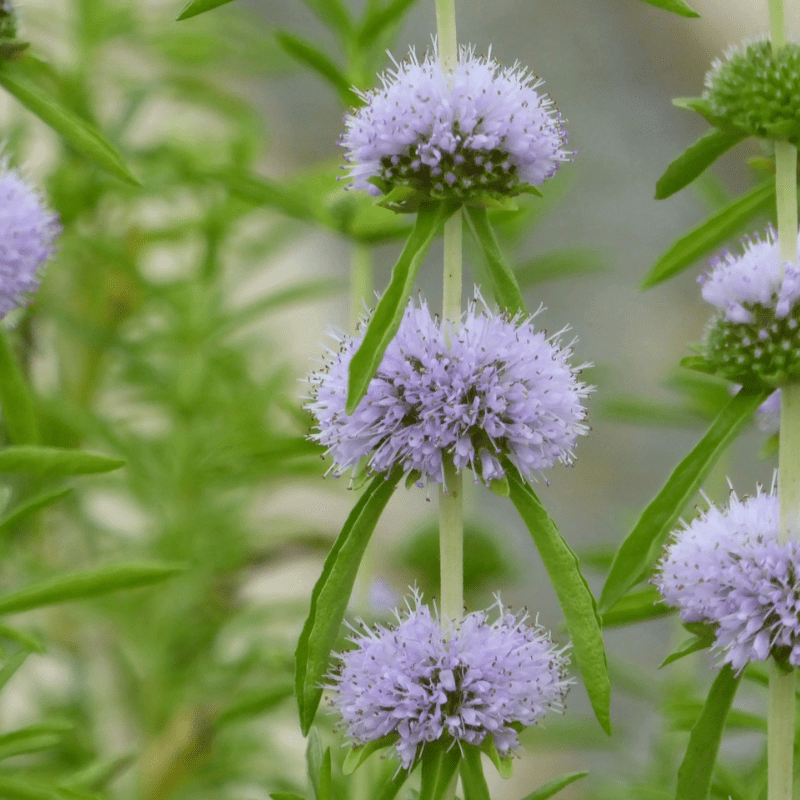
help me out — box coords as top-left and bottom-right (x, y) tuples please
(703, 39), (800, 144)
(340, 45), (570, 207)
(306, 296), (591, 488)
(327, 592), (570, 768)
(0, 165), (60, 319)
(655, 486), (800, 672)
(699, 227), (800, 386)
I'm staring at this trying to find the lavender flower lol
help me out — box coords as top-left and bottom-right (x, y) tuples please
(327, 592), (570, 768)
(699, 226), (800, 385)
(340, 45), (569, 206)
(0, 165), (60, 319)
(307, 296), (591, 488)
(655, 486), (800, 672)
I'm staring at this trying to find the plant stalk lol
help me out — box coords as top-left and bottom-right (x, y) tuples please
(434, 0), (458, 73)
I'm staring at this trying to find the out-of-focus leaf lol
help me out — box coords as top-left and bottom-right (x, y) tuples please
(601, 587), (672, 627)
(600, 387), (769, 612)
(299, 0), (352, 40)
(296, 469), (402, 734)
(275, 31), (353, 107)
(0, 562), (184, 616)
(62, 755), (134, 792)
(270, 795), (305, 800)
(642, 182), (776, 288)
(177, 0), (236, 20)
(517, 771), (589, 800)
(0, 488), (72, 533)
(0, 651), (28, 692)
(507, 468), (611, 734)
(0, 61), (139, 184)
(675, 666), (741, 800)
(346, 202), (456, 413)
(217, 683), (294, 726)
(514, 249), (606, 287)
(358, 0), (418, 46)
(0, 446), (124, 476)
(0, 330), (38, 445)
(655, 129), (744, 199)
(599, 397), (707, 427)
(636, 0), (699, 16)
(0, 722), (72, 762)
(0, 625), (45, 653)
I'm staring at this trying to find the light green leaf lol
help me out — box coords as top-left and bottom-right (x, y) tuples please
(637, 0), (699, 16)
(0, 562), (184, 616)
(465, 206), (526, 316)
(478, 737), (513, 779)
(506, 468), (611, 734)
(0, 62), (139, 185)
(0, 329), (38, 445)
(299, 0), (352, 40)
(655, 129), (745, 200)
(599, 386), (769, 612)
(516, 771), (589, 800)
(642, 182), (776, 288)
(0, 651), (28, 692)
(659, 632), (713, 668)
(296, 470), (402, 734)
(0, 446), (124, 476)
(675, 666), (740, 800)
(601, 587), (673, 627)
(0, 722), (72, 762)
(346, 203), (456, 414)
(418, 744), (461, 800)
(514, 249), (606, 287)
(0, 488), (73, 534)
(306, 732), (331, 800)
(217, 683), (294, 726)
(358, 0), (418, 47)
(374, 765), (413, 800)
(176, 0), (236, 21)
(342, 734), (397, 774)
(460, 746), (491, 800)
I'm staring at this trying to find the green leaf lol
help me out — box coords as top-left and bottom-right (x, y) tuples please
(601, 587), (673, 627)
(298, 0), (352, 40)
(217, 683), (294, 726)
(478, 737), (513, 779)
(0, 446), (125, 476)
(0, 330), (38, 445)
(0, 651), (28, 692)
(176, 0), (236, 20)
(514, 249), (606, 287)
(306, 732), (331, 800)
(275, 31), (353, 107)
(358, 0), (419, 47)
(295, 469), (402, 734)
(342, 734), (397, 774)
(506, 468), (611, 734)
(346, 203), (455, 414)
(0, 722), (72, 762)
(0, 488), (73, 534)
(636, 0), (699, 17)
(655, 129), (745, 200)
(0, 61), (139, 185)
(0, 562), (184, 616)
(599, 386), (769, 612)
(516, 771), (589, 800)
(659, 632), (714, 668)
(460, 746), (491, 800)
(642, 182), (776, 288)
(675, 665), (740, 800)
(418, 743), (461, 800)
(270, 795), (305, 800)
(465, 206), (526, 316)
(374, 764), (413, 800)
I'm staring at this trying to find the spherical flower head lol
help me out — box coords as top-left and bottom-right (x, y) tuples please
(340, 45), (570, 209)
(327, 592), (570, 768)
(699, 227), (800, 386)
(655, 486), (800, 672)
(307, 295), (591, 488)
(704, 39), (800, 144)
(0, 166), (60, 319)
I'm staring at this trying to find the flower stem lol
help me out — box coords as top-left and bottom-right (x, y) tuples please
(768, 662), (796, 800)
(434, 0), (458, 73)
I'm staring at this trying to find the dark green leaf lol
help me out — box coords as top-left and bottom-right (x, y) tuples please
(346, 203), (455, 414)
(374, 763), (413, 800)
(0, 446), (124, 476)
(295, 470), (402, 734)
(460, 746), (491, 800)
(642, 182), (775, 288)
(636, 0), (699, 17)
(418, 744), (461, 800)
(0, 329), (38, 445)
(0, 62), (139, 184)
(675, 666), (740, 800)
(601, 587), (673, 627)
(514, 249), (606, 287)
(0, 722), (72, 762)
(275, 31), (353, 107)
(176, 0), (236, 20)
(0, 488), (73, 534)
(465, 206), (526, 316)
(358, 0), (418, 47)
(655, 129), (745, 200)
(517, 771), (589, 800)
(600, 387), (769, 612)
(0, 562), (184, 616)
(506, 468), (611, 734)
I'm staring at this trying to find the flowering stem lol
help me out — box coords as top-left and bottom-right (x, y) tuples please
(434, 0), (458, 73)
(768, 662), (796, 800)
(350, 242), (372, 331)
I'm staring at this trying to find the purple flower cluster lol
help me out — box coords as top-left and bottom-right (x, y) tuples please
(655, 487), (800, 672)
(327, 592), (570, 768)
(340, 45), (569, 202)
(307, 297), (591, 487)
(0, 166), (60, 319)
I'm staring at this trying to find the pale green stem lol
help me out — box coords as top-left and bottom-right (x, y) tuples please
(769, 6), (798, 800)
(434, 0), (458, 72)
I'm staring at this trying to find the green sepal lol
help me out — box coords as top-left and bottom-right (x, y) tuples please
(672, 97), (721, 125)
(464, 192), (520, 210)
(478, 737), (513, 779)
(367, 176), (392, 194)
(516, 184), (544, 198)
(342, 734), (398, 774)
(375, 184), (427, 214)
(761, 119), (800, 141)
(488, 474), (510, 497)
(679, 355), (718, 375)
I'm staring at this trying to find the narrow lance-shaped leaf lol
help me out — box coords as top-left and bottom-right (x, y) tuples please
(642, 182), (776, 288)
(299, 0), (352, 41)
(600, 386), (770, 613)
(655, 129), (745, 200)
(0, 62), (139, 185)
(0, 329), (38, 445)
(0, 487), (72, 534)
(176, 0), (236, 20)
(0, 446), (124, 476)
(418, 744), (462, 800)
(295, 469), (403, 734)
(460, 746), (491, 800)
(465, 206), (526, 317)
(506, 467), (611, 734)
(0, 562), (184, 616)
(675, 665), (740, 800)
(517, 771), (589, 800)
(600, 587), (673, 627)
(346, 202), (456, 414)
(358, 0), (418, 47)
(306, 731), (331, 800)
(637, 0), (700, 17)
